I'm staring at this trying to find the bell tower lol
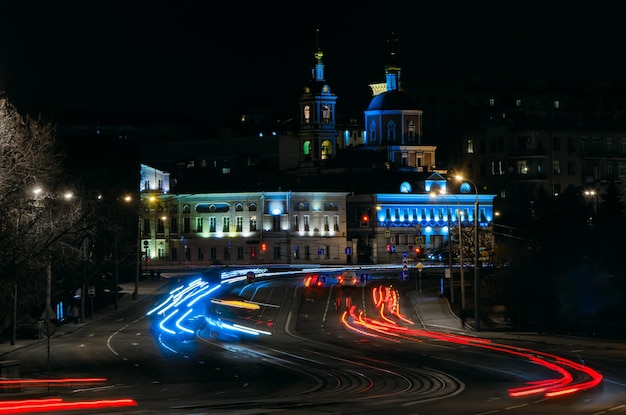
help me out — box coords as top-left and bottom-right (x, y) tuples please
(298, 30), (338, 165)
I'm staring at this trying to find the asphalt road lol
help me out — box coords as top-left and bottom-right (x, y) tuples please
(2, 271), (626, 415)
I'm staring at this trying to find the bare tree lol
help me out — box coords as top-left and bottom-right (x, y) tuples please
(0, 97), (89, 341)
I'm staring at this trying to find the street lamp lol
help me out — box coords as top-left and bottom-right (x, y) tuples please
(456, 175), (480, 330)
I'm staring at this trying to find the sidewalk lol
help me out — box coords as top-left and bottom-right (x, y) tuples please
(408, 288), (626, 350)
(0, 279), (169, 358)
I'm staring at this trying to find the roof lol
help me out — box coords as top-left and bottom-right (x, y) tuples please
(366, 90), (418, 111)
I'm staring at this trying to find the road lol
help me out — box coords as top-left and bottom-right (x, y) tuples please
(3, 270), (626, 414)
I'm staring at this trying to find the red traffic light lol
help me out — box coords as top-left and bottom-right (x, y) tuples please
(261, 242), (267, 251)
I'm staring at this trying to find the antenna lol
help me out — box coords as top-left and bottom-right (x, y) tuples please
(387, 32), (399, 62)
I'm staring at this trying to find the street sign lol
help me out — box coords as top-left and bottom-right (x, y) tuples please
(88, 286), (96, 297)
(384, 230), (390, 238)
(415, 236), (424, 244)
(416, 261), (424, 272)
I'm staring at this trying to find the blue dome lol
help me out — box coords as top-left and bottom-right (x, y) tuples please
(366, 90), (418, 111)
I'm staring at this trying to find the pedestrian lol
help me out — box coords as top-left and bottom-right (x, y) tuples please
(72, 304), (80, 324)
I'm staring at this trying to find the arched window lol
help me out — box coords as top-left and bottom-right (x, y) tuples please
(303, 105), (311, 123)
(407, 119), (416, 140)
(387, 120), (396, 142)
(321, 140), (332, 160)
(322, 104), (330, 122)
(369, 120), (377, 143)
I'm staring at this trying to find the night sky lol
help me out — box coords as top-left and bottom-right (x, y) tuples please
(1, 1), (625, 123)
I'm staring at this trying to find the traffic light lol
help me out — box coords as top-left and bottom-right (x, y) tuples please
(386, 244), (391, 252)
(261, 242), (267, 252)
(360, 211), (370, 226)
(415, 246), (422, 256)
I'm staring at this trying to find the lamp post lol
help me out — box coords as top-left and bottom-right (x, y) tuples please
(456, 176), (480, 330)
(432, 191), (463, 309)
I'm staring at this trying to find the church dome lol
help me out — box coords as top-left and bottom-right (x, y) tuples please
(366, 90), (417, 111)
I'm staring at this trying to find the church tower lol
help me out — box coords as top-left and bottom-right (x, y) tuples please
(298, 31), (338, 165)
(362, 36), (436, 172)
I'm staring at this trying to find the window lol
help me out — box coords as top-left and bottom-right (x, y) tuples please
(235, 216), (243, 232)
(210, 247), (216, 261)
(387, 120), (396, 141)
(293, 246), (300, 259)
(407, 120), (415, 140)
(222, 217), (230, 232)
(182, 217), (190, 233)
(568, 160), (576, 175)
(158, 246), (165, 259)
(170, 218), (178, 233)
(467, 139), (474, 154)
(304, 105), (310, 123)
(489, 98), (495, 107)
(195, 217), (203, 232)
(293, 215), (300, 231)
(273, 246), (281, 260)
(369, 120), (377, 143)
(142, 218), (150, 235)
(171, 247), (177, 261)
(553, 160), (561, 175)
(323, 215), (329, 231)
(554, 100), (560, 109)
(322, 105), (331, 122)
(321, 141), (331, 160)
(249, 203), (257, 211)
(304, 246), (310, 260)
(209, 217), (216, 232)
(224, 247), (230, 260)
(236, 247), (244, 260)
(333, 215), (339, 231)
(325, 245), (330, 259)
(515, 99), (522, 107)
(517, 160), (528, 174)
(491, 160), (504, 175)
(568, 137), (576, 153)
(552, 136), (560, 151)
(157, 218), (165, 233)
(197, 248), (204, 261)
(250, 216), (257, 231)
(304, 215), (310, 231)
(272, 216), (280, 231)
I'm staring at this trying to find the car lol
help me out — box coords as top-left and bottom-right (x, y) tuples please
(338, 270), (358, 287)
(303, 274), (327, 288)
